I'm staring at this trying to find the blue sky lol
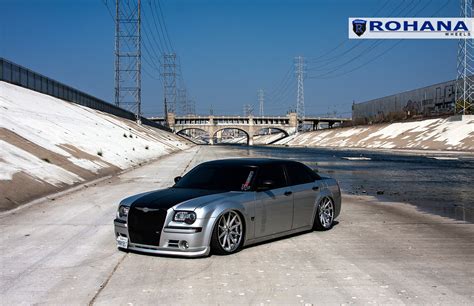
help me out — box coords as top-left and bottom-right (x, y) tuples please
(0, 0), (459, 117)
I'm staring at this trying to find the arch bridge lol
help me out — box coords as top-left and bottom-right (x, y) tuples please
(149, 112), (351, 145)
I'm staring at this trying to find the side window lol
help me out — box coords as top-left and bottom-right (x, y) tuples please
(257, 165), (287, 189)
(286, 162), (316, 186)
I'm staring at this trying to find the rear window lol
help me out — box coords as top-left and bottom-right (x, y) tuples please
(174, 165), (256, 191)
(256, 164), (287, 189)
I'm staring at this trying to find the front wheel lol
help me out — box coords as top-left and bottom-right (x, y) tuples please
(210, 210), (244, 255)
(313, 197), (335, 231)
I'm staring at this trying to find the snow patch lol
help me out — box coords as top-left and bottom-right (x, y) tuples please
(0, 81), (189, 185)
(275, 116), (474, 151)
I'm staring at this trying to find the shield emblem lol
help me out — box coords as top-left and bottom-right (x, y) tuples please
(352, 19), (367, 37)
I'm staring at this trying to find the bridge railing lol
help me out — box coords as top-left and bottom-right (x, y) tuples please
(0, 57), (169, 131)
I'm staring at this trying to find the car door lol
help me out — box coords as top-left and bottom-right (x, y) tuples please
(285, 162), (322, 229)
(254, 164), (294, 238)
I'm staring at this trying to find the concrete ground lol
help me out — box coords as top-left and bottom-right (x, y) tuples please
(1, 146), (473, 305)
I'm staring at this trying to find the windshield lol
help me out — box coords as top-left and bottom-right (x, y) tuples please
(174, 164), (256, 191)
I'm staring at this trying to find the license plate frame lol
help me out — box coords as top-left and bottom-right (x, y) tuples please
(117, 236), (129, 249)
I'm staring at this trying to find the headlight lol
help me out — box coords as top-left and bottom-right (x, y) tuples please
(117, 205), (129, 219)
(173, 211), (197, 224)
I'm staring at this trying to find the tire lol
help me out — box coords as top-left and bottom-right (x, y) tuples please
(210, 210), (245, 255)
(313, 197), (335, 231)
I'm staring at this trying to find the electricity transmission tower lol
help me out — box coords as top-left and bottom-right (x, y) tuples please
(178, 88), (187, 115)
(243, 104), (254, 116)
(257, 89), (265, 116)
(455, 0), (473, 115)
(187, 99), (196, 115)
(294, 56), (306, 131)
(162, 53), (177, 117)
(115, 0), (141, 122)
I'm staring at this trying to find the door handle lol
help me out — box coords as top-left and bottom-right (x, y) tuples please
(312, 186), (319, 191)
(284, 191), (292, 196)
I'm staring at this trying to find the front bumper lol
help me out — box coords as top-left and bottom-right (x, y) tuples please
(114, 219), (211, 257)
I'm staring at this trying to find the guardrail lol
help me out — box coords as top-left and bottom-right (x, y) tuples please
(0, 57), (169, 131)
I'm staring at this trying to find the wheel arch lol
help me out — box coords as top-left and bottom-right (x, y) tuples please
(207, 207), (248, 254)
(311, 193), (335, 228)
(200, 202), (249, 248)
(210, 205), (248, 238)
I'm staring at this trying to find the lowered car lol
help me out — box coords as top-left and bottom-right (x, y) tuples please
(114, 158), (341, 257)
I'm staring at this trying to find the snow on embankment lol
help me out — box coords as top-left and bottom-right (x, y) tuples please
(0, 81), (191, 210)
(275, 116), (474, 151)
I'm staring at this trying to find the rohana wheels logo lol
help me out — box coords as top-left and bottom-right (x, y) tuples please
(352, 19), (367, 36)
(349, 18), (473, 39)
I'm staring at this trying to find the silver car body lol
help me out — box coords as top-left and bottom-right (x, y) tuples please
(114, 172), (341, 257)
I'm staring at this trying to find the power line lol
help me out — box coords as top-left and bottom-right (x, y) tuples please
(307, 0), (395, 63)
(307, 0), (420, 73)
(268, 77), (296, 107)
(265, 0), (415, 115)
(307, 0), (441, 80)
(142, 10), (166, 57)
(147, 0), (171, 54)
(155, 0), (175, 52)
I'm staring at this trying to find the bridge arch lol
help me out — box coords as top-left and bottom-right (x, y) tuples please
(176, 128), (210, 144)
(253, 127), (290, 145)
(254, 127), (290, 137)
(212, 127), (251, 146)
(176, 127), (208, 135)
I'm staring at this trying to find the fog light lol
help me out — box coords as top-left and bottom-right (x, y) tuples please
(179, 240), (189, 250)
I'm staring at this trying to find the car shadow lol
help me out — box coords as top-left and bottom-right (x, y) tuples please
(122, 248), (210, 260)
(213, 220), (341, 256)
(122, 221), (339, 258)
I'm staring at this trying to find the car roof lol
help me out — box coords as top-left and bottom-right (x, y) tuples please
(199, 158), (300, 167)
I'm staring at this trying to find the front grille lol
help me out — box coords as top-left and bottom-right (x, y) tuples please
(128, 207), (167, 246)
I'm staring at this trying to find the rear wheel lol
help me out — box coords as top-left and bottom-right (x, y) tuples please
(210, 210), (244, 255)
(313, 197), (335, 231)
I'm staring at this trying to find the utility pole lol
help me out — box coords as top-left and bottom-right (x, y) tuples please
(257, 89), (265, 116)
(455, 0), (473, 115)
(115, 0), (141, 122)
(162, 53), (177, 117)
(294, 55), (306, 131)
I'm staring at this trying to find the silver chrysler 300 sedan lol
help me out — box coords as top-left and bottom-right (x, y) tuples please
(114, 158), (341, 257)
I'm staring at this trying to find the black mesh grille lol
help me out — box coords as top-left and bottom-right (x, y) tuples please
(128, 207), (167, 246)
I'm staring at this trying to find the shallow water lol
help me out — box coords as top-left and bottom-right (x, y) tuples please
(222, 145), (474, 223)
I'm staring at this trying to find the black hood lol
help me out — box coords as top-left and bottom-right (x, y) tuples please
(131, 187), (224, 210)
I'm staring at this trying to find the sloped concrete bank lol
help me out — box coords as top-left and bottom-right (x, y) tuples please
(0, 81), (192, 211)
(276, 115), (474, 152)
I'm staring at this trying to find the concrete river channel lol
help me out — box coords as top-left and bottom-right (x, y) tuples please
(224, 145), (474, 223)
(2, 145), (473, 304)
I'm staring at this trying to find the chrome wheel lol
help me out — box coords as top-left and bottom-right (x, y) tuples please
(318, 197), (334, 229)
(217, 211), (243, 252)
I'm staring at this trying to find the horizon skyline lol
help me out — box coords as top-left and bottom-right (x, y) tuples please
(0, 0), (460, 117)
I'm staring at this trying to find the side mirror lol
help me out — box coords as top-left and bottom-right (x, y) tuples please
(258, 179), (274, 191)
(174, 176), (182, 184)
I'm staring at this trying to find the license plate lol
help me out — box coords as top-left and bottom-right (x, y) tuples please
(117, 236), (128, 249)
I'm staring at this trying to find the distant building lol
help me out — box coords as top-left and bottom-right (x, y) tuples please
(352, 79), (456, 124)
